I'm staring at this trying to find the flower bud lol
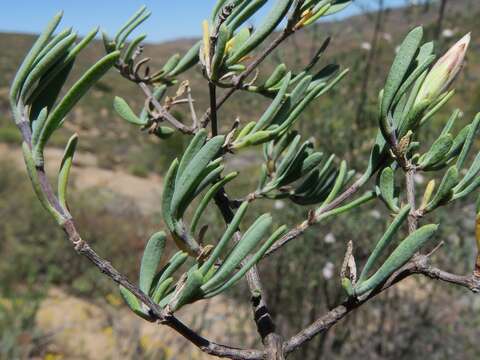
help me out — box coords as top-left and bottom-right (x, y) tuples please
(414, 33), (470, 107)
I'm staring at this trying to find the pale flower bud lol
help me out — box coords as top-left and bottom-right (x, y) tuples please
(414, 33), (470, 107)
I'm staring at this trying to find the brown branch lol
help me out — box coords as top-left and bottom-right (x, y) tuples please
(405, 167), (418, 233)
(265, 175), (366, 257)
(283, 253), (480, 355)
(138, 82), (194, 134)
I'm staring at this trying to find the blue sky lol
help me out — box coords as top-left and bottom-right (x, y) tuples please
(0, 0), (407, 43)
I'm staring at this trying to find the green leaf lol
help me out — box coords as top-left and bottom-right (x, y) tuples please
(358, 205), (410, 283)
(31, 108), (49, 147)
(162, 53), (181, 74)
(119, 286), (152, 320)
(253, 72), (292, 132)
(319, 160), (347, 208)
(456, 113), (480, 170)
(113, 96), (146, 125)
(20, 33), (77, 100)
(177, 129), (208, 182)
(204, 225), (287, 297)
(454, 152), (480, 193)
(139, 232), (167, 294)
(199, 201), (250, 276)
(170, 270), (204, 311)
(226, 0), (293, 65)
(425, 166), (459, 212)
(264, 63), (287, 89)
(381, 26), (423, 118)
(171, 135), (225, 216)
(202, 213), (272, 292)
(355, 224), (438, 296)
(123, 33), (147, 62)
(116, 8), (151, 48)
(162, 159), (179, 231)
(211, 24), (230, 80)
(10, 11), (63, 110)
(35, 51), (120, 165)
(419, 134), (453, 169)
(58, 133), (78, 211)
(378, 166), (398, 211)
(191, 172), (238, 234)
(169, 41), (201, 76)
(228, 0), (267, 31)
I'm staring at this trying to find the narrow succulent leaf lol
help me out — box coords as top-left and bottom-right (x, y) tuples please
(454, 153), (480, 192)
(169, 41), (201, 76)
(202, 213), (272, 292)
(440, 109), (461, 136)
(117, 9), (151, 48)
(152, 278), (174, 303)
(276, 134), (301, 177)
(425, 166), (459, 211)
(10, 11), (63, 109)
(453, 172), (480, 200)
(358, 205), (411, 283)
(316, 191), (377, 222)
(162, 159), (179, 231)
(200, 201), (250, 276)
(192, 164), (225, 199)
(444, 124), (470, 160)
(419, 134), (453, 169)
(170, 270), (204, 311)
(58, 133), (78, 211)
(228, 0), (267, 31)
(204, 225), (287, 297)
(114, 96), (146, 125)
(171, 135), (225, 216)
(323, 0), (352, 15)
(456, 113), (480, 170)
(119, 286), (152, 320)
(35, 51), (120, 164)
(211, 24), (230, 80)
(114, 5), (148, 44)
(290, 75), (312, 107)
(355, 224), (438, 295)
(123, 33), (147, 62)
(22, 142), (64, 224)
(31, 27), (72, 68)
(31, 108), (48, 147)
(140, 85), (167, 122)
(162, 53), (181, 74)
(226, 0), (293, 65)
(319, 160), (347, 208)
(157, 252), (189, 286)
(421, 180), (436, 209)
(20, 33), (77, 100)
(191, 172), (238, 234)
(253, 72), (292, 131)
(391, 54), (435, 107)
(30, 60), (75, 121)
(264, 63), (287, 89)
(379, 166), (398, 211)
(381, 26), (423, 118)
(419, 89), (455, 127)
(176, 129), (208, 183)
(28, 27), (99, 110)
(139, 232), (167, 293)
